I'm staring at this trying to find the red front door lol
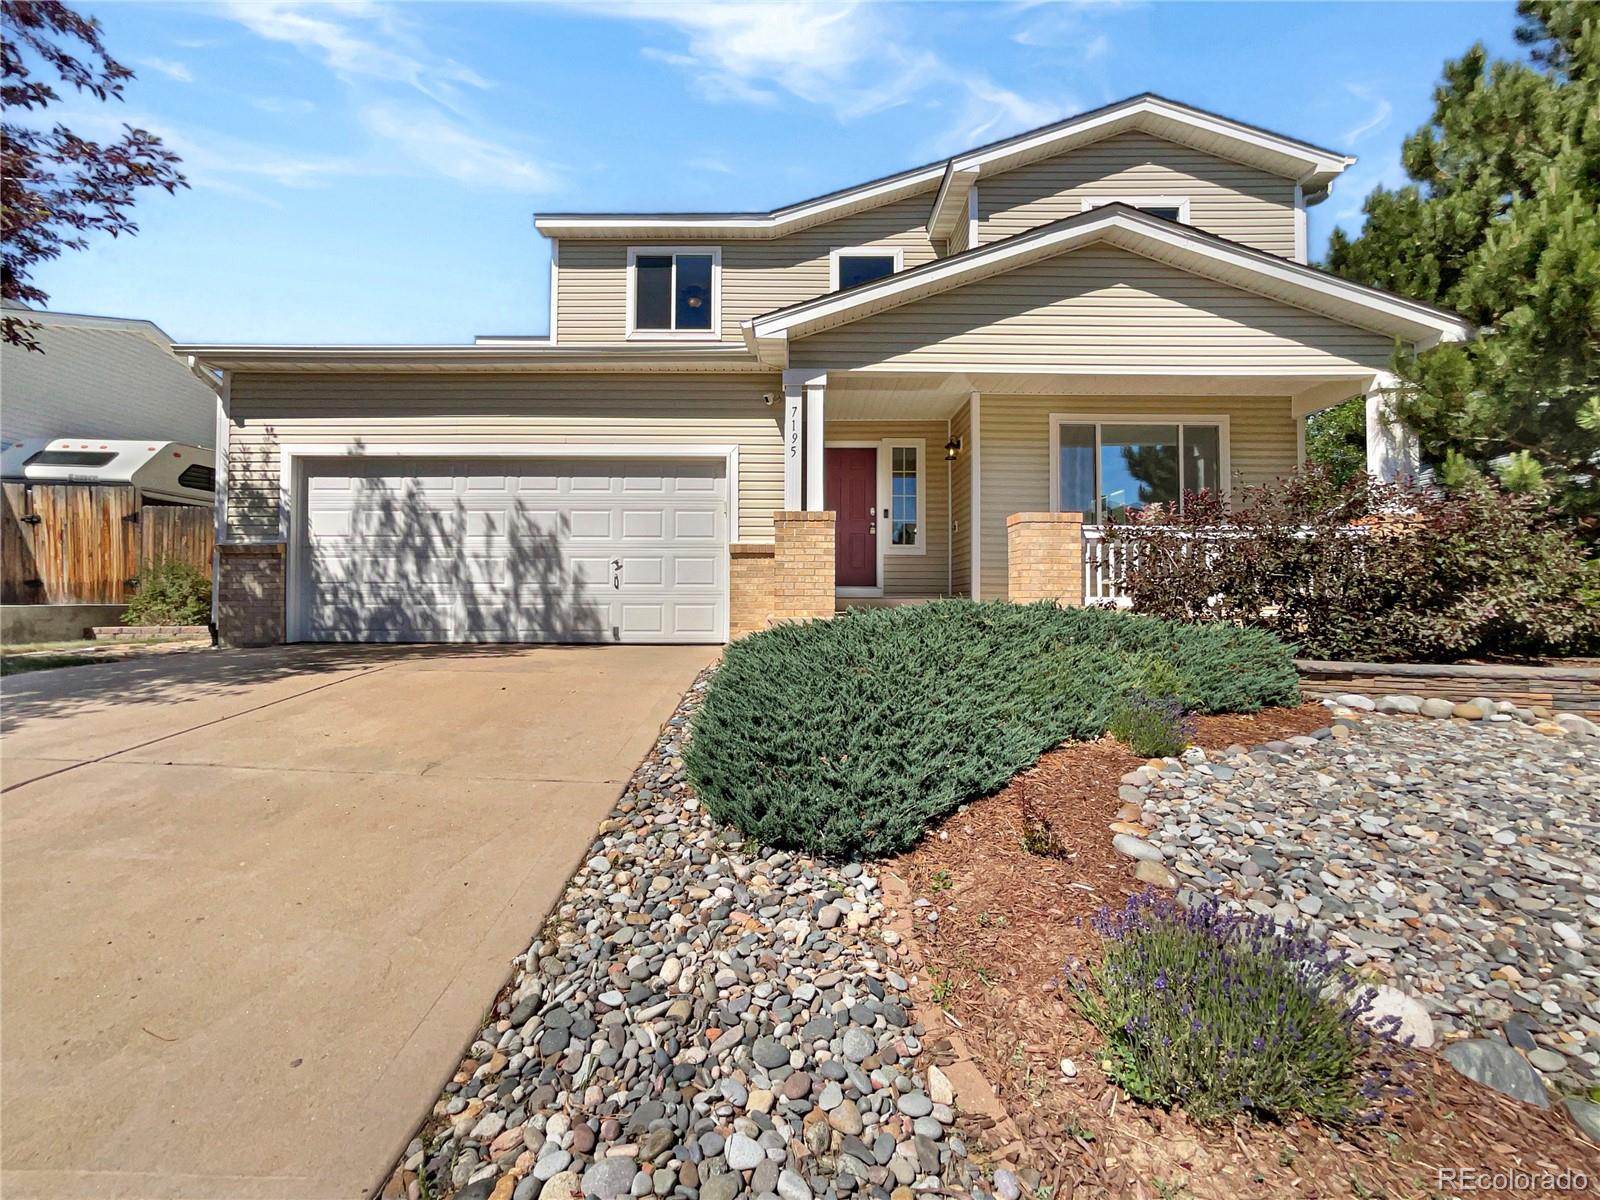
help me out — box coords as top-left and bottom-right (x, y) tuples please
(825, 447), (877, 588)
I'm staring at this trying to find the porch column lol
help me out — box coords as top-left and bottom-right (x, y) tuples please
(781, 376), (803, 510)
(804, 377), (826, 510)
(1365, 372), (1419, 482)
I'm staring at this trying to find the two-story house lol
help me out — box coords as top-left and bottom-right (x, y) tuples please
(182, 94), (1470, 647)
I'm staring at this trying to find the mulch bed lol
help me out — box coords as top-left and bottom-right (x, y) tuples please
(890, 704), (1599, 1199)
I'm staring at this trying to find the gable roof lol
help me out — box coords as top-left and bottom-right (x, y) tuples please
(534, 94), (1353, 241)
(927, 94), (1354, 242)
(742, 205), (1470, 366)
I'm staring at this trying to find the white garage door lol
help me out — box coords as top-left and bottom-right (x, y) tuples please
(296, 457), (727, 643)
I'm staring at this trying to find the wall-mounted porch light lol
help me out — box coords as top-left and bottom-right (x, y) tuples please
(944, 436), (963, 461)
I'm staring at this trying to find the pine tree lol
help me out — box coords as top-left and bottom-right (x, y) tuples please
(1324, 1), (1599, 531)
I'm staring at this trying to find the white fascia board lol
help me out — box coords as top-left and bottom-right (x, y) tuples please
(950, 96), (1353, 184)
(174, 344), (767, 371)
(750, 209), (1470, 347)
(928, 166), (979, 240)
(534, 165), (945, 239)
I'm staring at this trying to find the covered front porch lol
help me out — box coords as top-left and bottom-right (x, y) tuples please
(778, 367), (1411, 606)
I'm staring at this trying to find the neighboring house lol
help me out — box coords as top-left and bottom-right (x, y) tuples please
(180, 94), (1471, 648)
(0, 307), (217, 449)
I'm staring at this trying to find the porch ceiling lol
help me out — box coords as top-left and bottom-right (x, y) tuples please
(821, 369), (1376, 421)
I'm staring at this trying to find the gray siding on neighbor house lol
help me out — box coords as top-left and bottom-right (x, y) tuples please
(223, 372), (783, 543)
(976, 393), (1299, 600)
(554, 192), (942, 345)
(788, 246), (1396, 374)
(976, 131), (1299, 258)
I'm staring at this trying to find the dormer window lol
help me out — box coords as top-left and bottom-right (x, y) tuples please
(628, 247), (720, 338)
(830, 247), (904, 292)
(1083, 196), (1191, 224)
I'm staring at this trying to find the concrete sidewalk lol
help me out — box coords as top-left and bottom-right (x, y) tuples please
(1, 643), (717, 1200)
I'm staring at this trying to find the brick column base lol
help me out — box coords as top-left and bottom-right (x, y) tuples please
(1006, 512), (1084, 605)
(728, 542), (776, 639)
(773, 511), (836, 624)
(217, 543), (287, 646)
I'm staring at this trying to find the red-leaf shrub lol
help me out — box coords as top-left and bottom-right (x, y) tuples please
(1105, 469), (1599, 662)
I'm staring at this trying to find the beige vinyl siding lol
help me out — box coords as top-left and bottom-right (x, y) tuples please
(824, 421), (951, 597)
(789, 245), (1395, 373)
(949, 401), (972, 596)
(977, 393), (1298, 599)
(554, 191), (940, 344)
(978, 132), (1298, 257)
(224, 372), (783, 542)
(945, 208), (971, 256)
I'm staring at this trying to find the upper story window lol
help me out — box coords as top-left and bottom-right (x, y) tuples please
(627, 247), (720, 338)
(1082, 196), (1191, 224)
(830, 247), (904, 292)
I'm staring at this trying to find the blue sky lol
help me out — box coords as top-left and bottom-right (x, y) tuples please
(25, 1), (1522, 345)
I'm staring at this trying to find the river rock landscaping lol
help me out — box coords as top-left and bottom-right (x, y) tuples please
(389, 672), (988, 1200)
(893, 701), (1599, 1197)
(1126, 700), (1600, 1101)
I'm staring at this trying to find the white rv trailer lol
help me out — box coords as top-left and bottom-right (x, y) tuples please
(0, 439), (215, 505)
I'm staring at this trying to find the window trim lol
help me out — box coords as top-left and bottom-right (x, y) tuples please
(1048, 412), (1230, 525)
(625, 245), (722, 340)
(828, 246), (904, 292)
(1080, 196), (1191, 224)
(879, 436), (926, 557)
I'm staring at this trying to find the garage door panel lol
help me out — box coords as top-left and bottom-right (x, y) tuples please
(621, 509), (664, 539)
(299, 456), (727, 644)
(672, 557), (718, 588)
(568, 509), (613, 539)
(672, 509), (718, 540)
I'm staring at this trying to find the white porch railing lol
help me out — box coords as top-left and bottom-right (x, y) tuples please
(1081, 526), (1129, 606)
(1083, 523), (1369, 606)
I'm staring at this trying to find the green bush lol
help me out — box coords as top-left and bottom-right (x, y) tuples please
(123, 561), (212, 626)
(1107, 468), (1600, 662)
(1072, 892), (1410, 1125)
(685, 601), (1298, 859)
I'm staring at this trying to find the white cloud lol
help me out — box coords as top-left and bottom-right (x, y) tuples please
(359, 103), (562, 193)
(221, 1), (490, 111)
(1341, 84), (1392, 145)
(217, 3), (562, 196)
(939, 78), (1066, 152)
(573, 1), (1070, 149)
(687, 154), (737, 175)
(254, 96), (317, 115)
(138, 57), (194, 83)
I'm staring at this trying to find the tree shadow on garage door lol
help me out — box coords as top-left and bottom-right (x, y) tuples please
(309, 475), (616, 643)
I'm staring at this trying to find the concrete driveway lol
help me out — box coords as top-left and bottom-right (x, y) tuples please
(0, 643), (717, 1200)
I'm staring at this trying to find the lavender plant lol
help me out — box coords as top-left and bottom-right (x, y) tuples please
(1069, 891), (1411, 1125)
(1107, 691), (1194, 759)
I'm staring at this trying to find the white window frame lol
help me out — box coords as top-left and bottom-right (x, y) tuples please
(1081, 196), (1192, 224)
(625, 246), (722, 340)
(828, 246), (904, 292)
(1047, 413), (1230, 525)
(880, 437), (926, 557)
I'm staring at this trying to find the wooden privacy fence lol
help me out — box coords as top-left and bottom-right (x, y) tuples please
(1, 483), (214, 605)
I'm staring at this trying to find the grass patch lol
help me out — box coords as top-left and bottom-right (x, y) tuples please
(685, 600), (1298, 859)
(1, 653), (104, 676)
